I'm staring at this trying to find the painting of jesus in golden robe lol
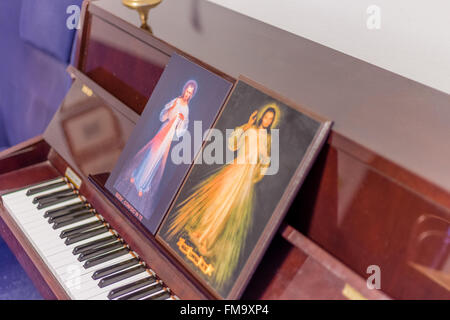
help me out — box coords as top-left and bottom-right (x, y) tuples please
(166, 104), (279, 290)
(157, 79), (330, 299)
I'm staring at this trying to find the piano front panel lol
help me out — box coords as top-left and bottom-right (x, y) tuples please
(291, 139), (450, 299)
(0, 146), (60, 193)
(243, 227), (389, 300)
(0, 139), (50, 176)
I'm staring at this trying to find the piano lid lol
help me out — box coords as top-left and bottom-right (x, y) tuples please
(43, 67), (140, 179)
(88, 0), (450, 193)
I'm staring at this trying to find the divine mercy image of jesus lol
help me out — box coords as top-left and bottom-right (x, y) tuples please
(113, 80), (197, 218)
(164, 103), (280, 291)
(157, 78), (328, 299)
(105, 53), (233, 234)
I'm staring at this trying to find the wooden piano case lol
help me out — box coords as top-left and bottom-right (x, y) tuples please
(0, 71), (388, 300)
(0, 132), (389, 300)
(1, 0), (448, 300)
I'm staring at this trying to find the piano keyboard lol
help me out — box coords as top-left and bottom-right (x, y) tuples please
(1, 177), (177, 300)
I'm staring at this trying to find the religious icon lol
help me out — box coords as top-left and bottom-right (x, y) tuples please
(115, 80), (197, 215)
(105, 53), (232, 234)
(129, 81), (195, 198)
(166, 104), (280, 289)
(157, 77), (332, 299)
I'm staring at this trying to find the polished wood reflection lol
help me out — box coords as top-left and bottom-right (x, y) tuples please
(83, 16), (169, 114)
(0, 0), (448, 300)
(289, 138), (450, 299)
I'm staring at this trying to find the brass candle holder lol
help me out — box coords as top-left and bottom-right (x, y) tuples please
(122, 0), (162, 33)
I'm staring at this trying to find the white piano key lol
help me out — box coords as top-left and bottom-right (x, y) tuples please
(13, 212), (67, 228)
(65, 270), (102, 289)
(1, 177), (64, 200)
(49, 252), (91, 270)
(17, 212), (45, 225)
(6, 215), (73, 255)
(25, 221), (102, 252)
(7, 185), (73, 212)
(1, 182), (170, 301)
(45, 229), (111, 268)
(45, 233), (114, 264)
(65, 263), (140, 291)
(43, 232), (114, 257)
(49, 241), (119, 272)
(75, 271), (149, 300)
(13, 183), (70, 202)
(39, 228), (112, 255)
(25, 217), (104, 257)
(58, 256), (134, 284)
(36, 215), (102, 242)
(69, 264), (146, 298)
(138, 288), (167, 301)
(91, 278), (159, 301)
(58, 254), (134, 281)
(13, 198), (83, 220)
(26, 216), (100, 237)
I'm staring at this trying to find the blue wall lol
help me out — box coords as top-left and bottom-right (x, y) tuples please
(0, 0), (82, 299)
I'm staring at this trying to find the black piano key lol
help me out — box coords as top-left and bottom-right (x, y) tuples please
(118, 283), (164, 300)
(98, 265), (147, 288)
(83, 248), (129, 269)
(65, 226), (110, 245)
(92, 258), (140, 281)
(33, 188), (74, 204)
(107, 276), (156, 299)
(38, 191), (77, 204)
(72, 235), (118, 255)
(44, 202), (88, 218)
(49, 208), (93, 224)
(52, 211), (95, 229)
(26, 181), (67, 196)
(60, 220), (104, 238)
(78, 241), (124, 262)
(147, 291), (172, 300)
(37, 194), (79, 209)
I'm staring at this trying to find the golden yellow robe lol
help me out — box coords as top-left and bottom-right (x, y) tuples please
(167, 124), (271, 289)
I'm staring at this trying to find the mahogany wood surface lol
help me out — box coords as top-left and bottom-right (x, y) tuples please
(243, 225), (390, 300)
(74, 0), (449, 299)
(289, 142), (450, 299)
(0, 137), (389, 299)
(0, 0), (448, 300)
(0, 140), (382, 300)
(88, 0), (450, 194)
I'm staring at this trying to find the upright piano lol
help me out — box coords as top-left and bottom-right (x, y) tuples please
(0, 0), (448, 300)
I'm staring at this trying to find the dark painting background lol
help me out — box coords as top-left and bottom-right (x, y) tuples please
(159, 80), (321, 297)
(105, 53), (232, 234)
